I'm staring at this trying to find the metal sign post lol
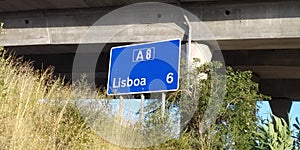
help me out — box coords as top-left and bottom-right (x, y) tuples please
(139, 94), (144, 122)
(118, 96), (123, 124)
(184, 15), (192, 92)
(161, 92), (166, 119)
(184, 15), (192, 70)
(184, 15), (192, 71)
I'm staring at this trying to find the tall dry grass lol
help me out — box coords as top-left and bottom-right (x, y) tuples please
(0, 48), (143, 149)
(0, 24), (197, 150)
(0, 24), (193, 149)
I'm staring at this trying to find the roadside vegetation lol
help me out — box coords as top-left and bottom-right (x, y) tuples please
(0, 25), (299, 149)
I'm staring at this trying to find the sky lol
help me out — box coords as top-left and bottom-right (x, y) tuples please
(257, 101), (300, 134)
(290, 102), (300, 127)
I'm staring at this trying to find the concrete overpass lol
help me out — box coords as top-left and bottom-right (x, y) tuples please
(1, 0), (300, 120)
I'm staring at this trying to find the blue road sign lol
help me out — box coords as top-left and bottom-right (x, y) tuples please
(107, 39), (181, 95)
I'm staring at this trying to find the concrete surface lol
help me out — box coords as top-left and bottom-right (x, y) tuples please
(1, 1), (300, 47)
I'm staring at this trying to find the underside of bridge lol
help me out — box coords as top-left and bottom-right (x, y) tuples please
(1, 0), (300, 121)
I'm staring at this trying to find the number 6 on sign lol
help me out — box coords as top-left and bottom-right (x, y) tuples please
(166, 72), (174, 84)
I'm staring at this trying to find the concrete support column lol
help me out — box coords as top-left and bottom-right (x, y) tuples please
(269, 98), (292, 122)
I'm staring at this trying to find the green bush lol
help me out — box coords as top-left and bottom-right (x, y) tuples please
(293, 117), (300, 149)
(253, 114), (294, 150)
(148, 61), (270, 149)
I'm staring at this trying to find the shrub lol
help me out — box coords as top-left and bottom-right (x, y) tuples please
(150, 61), (270, 149)
(253, 114), (294, 150)
(293, 117), (300, 149)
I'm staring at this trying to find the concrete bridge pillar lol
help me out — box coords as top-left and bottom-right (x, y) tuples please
(269, 98), (292, 122)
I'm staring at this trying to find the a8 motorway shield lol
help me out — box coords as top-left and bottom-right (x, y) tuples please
(107, 39), (181, 95)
